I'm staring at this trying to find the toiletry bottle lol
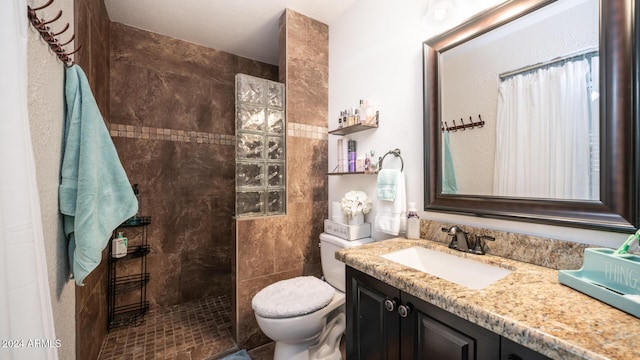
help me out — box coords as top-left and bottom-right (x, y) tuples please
(112, 232), (128, 258)
(348, 140), (357, 172)
(369, 150), (377, 172)
(358, 99), (367, 123)
(356, 156), (364, 172)
(364, 153), (371, 173)
(348, 108), (356, 126)
(407, 202), (420, 239)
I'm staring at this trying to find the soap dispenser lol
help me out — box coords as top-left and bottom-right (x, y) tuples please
(406, 202), (420, 239)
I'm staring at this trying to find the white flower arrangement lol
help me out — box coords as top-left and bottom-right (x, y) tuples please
(341, 190), (372, 218)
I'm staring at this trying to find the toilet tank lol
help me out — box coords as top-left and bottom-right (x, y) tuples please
(320, 233), (375, 292)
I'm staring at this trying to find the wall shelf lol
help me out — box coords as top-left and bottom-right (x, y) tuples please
(328, 111), (379, 136)
(328, 171), (377, 176)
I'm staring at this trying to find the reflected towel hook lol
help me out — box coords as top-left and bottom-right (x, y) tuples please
(447, 114), (486, 133)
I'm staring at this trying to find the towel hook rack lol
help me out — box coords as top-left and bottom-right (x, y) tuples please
(27, 0), (81, 67)
(441, 114), (486, 132)
(379, 148), (404, 172)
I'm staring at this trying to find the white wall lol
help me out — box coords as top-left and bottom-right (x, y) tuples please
(27, 0), (76, 358)
(328, 0), (628, 248)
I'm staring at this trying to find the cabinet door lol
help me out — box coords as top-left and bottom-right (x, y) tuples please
(346, 267), (401, 360)
(501, 337), (551, 360)
(402, 292), (500, 360)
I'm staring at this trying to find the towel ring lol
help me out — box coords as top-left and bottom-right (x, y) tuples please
(379, 149), (403, 172)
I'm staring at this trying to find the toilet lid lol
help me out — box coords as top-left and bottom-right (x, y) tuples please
(252, 276), (336, 319)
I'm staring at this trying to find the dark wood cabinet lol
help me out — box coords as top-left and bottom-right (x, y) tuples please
(346, 264), (400, 359)
(346, 266), (548, 360)
(501, 337), (551, 360)
(401, 291), (499, 360)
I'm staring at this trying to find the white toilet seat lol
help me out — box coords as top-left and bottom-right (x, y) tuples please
(252, 276), (336, 319)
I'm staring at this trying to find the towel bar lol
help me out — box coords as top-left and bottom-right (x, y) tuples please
(379, 149), (403, 172)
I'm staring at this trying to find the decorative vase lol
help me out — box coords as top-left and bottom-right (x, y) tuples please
(349, 212), (364, 225)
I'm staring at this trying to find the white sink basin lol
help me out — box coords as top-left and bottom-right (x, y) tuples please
(380, 246), (513, 290)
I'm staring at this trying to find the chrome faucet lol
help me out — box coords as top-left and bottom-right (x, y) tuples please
(442, 226), (472, 252)
(441, 226), (495, 255)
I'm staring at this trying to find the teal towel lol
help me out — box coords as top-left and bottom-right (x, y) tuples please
(442, 131), (458, 194)
(377, 169), (400, 201)
(60, 65), (138, 286)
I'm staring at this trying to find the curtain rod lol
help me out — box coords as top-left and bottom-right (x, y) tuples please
(27, 0), (81, 67)
(499, 47), (598, 80)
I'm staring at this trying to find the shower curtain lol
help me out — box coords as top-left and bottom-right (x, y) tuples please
(0, 1), (58, 359)
(493, 58), (596, 200)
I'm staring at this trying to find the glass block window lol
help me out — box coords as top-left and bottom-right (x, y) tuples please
(235, 74), (286, 217)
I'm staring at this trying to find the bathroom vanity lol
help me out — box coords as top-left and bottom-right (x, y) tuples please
(337, 238), (640, 360)
(347, 267), (551, 360)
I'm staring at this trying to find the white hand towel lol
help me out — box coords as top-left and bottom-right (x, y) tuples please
(375, 170), (406, 235)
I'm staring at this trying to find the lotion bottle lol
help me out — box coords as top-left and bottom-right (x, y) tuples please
(406, 202), (420, 239)
(112, 232), (128, 258)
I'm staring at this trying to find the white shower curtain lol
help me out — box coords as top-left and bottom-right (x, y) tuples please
(494, 59), (595, 200)
(0, 1), (58, 359)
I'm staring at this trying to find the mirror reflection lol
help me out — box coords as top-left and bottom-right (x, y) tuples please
(439, 0), (599, 200)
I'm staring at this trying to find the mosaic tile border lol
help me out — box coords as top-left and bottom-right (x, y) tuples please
(287, 122), (328, 140)
(109, 122), (328, 143)
(109, 123), (236, 145)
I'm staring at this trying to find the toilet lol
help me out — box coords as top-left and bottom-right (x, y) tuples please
(251, 233), (374, 360)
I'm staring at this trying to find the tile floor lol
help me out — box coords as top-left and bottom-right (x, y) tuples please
(98, 295), (237, 360)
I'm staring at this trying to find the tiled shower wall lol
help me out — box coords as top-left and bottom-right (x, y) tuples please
(74, 0), (111, 359)
(234, 10), (329, 350)
(109, 23), (278, 310)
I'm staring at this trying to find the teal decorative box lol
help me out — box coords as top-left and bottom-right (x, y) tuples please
(559, 248), (640, 318)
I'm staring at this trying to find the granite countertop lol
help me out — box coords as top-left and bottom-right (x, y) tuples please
(336, 238), (640, 360)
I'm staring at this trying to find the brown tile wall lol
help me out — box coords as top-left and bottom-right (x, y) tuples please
(74, 0), (110, 122)
(74, 0), (111, 359)
(109, 23), (278, 314)
(234, 9), (329, 350)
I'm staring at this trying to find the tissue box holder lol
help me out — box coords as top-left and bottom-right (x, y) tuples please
(324, 219), (371, 240)
(558, 248), (640, 318)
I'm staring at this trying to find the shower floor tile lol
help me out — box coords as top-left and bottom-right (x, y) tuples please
(98, 295), (237, 360)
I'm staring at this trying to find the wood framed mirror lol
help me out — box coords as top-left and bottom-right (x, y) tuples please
(423, 0), (638, 232)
